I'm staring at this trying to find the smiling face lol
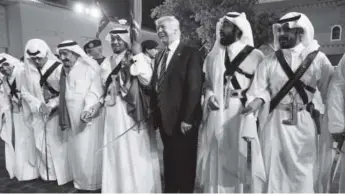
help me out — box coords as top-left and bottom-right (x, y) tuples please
(0, 62), (14, 77)
(277, 23), (303, 49)
(110, 35), (128, 54)
(58, 49), (79, 68)
(156, 19), (180, 46)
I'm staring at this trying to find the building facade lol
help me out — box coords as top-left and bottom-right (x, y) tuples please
(257, 0), (345, 65)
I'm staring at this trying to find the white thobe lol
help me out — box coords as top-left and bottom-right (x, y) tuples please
(64, 58), (104, 190)
(247, 43), (334, 192)
(21, 59), (71, 184)
(326, 54), (345, 193)
(197, 41), (265, 193)
(0, 64), (38, 181)
(99, 52), (161, 193)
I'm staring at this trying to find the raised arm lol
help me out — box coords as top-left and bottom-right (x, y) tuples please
(130, 53), (153, 86)
(20, 73), (42, 114)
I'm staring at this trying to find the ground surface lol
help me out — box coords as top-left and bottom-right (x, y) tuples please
(0, 132), (339, 193)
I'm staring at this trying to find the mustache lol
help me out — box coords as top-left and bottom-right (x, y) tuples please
(278, 35), (292, 41)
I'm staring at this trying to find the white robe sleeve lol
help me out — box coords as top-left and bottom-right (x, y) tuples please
(130, 53), (153, 86)
(20, 79), (41, 113)
(327, 54), (345, 134)
(317, 53), (334, 102)
(47, 97), (59, 109)
(204, 58), (215, 99)
(83, 67), (103, 112)
(246, 57), (271, 103)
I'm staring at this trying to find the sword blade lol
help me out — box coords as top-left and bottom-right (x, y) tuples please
(44, 118), (49, 181)
(332, 153), (341, 183)
(95, 112), (152, 154)
(244, 141), (252, 193)
(330, 142), (344, 186)
(10, 104), (15, 151)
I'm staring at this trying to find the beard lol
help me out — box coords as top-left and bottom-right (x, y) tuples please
(1, 70), (11, 77)
(111, 43), (127, 54)
(278, 35), (298, 49)
(220, 35), (236, 46)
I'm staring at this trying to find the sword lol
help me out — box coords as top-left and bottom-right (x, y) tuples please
(244, 140), (252, 193)
(283, 92), (298, 125)
(330, 140), (344, 185)
(95, 109), (154, 154)
(43, 113), (50, 181)
(10, 99), (15, 151)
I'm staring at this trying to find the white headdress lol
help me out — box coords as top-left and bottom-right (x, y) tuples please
(105, 27), (131, 48)
(208, 12), (254, 56)
(23, 39), (60, 100)
(56, 40), (98, 69)
(272, 12), (319, 52)
(24, 39), (59, 61)
(0, 53), (23, 82)
(24, 39), (60, 70)
(0, 53), (21, 69)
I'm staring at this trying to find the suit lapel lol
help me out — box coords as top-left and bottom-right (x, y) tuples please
(165, 43), (184, 78)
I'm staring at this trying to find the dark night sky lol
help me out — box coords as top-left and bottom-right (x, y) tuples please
(96, 0), (164, 30)
(142, 0), (164, 30)
(45, 0), (164, 30)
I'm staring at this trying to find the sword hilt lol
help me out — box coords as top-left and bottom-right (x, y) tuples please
(283, 93), (298, 125)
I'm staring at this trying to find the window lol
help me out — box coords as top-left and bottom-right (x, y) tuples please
(331, 25), (342, 41)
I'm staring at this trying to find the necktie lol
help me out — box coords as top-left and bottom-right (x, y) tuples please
(159, 48), (170, 80)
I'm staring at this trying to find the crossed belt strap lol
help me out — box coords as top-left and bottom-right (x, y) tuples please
(276, 50), (316, 105)
(38, 62), (61, 103)
(224, 45), (254, 108)
(6, 79), (19, 100)
(270, 50), (320, 125)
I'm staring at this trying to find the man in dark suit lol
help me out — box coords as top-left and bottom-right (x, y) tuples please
(151, 16), (203, 193)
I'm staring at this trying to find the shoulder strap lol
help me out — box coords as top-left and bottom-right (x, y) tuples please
(269, 50), (319, 112)
(224, 45), (254, 77)
(40, 61), (61, 87)
(7, 79), (19, 99)
(276, 50), (309, 104)
(103, 59), (123, 96)
(224, 45), (254, 107)
(39, 61), (61, 95)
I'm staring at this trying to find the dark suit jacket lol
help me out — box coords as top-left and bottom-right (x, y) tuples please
(151, 42), (203, 136)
